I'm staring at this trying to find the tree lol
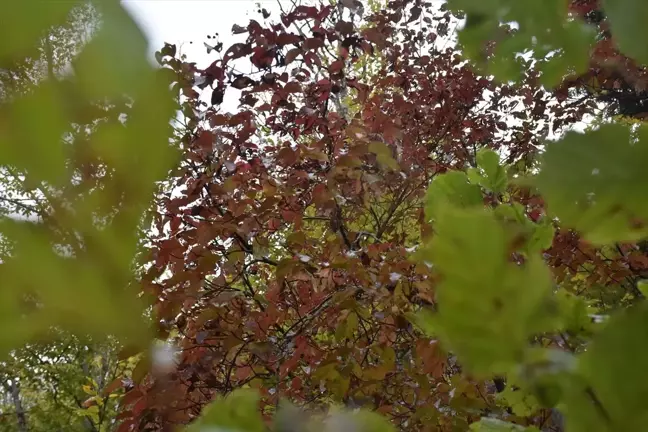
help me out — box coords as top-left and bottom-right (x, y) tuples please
(5, 0), (648, 432)
(0, 0), (179, 430)
(0, 334), (133, 432)
(0, 0), (177, 347)
(560, 0), (648, 120)
(0, 2), (159, 431)
(121, 1), (591, 431)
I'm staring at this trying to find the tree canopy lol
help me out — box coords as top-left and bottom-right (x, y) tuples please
(4, 0), (648, 431)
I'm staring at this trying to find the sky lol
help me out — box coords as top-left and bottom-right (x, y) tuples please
(122, 0), (284, 68)
(120, 0), (589, 135)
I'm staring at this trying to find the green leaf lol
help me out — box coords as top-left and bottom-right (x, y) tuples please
(425, 171), (483, 220)
(368, 141), (399, 170)
(344, 410), (396, 432)
(0, 1), (177, 356)
(335, 311), (358, 341)
(0, 82), (68, 185)
(526, 219), (555, 253)
(74, 2), (150, 99)
(185, 389), (264, 432)
(476, 149), (508, 193)
(405, 308), (437, 336)
(470, 418), (538, 431)
(536, 124), (648, 244)
(497, 386), (540, 417)
(638, 280), (648, 297)
(0, 2), (78, 62)
(568, 303), (648, 431)
(417, 207), (553, 375)
(603, 0), (648, 65)
(448, 0), (594, 86)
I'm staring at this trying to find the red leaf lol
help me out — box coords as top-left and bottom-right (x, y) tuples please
(209, 114), (228, 127)
(268, 218), (282, 231)
(211, 86), (225, 105)
(277, 33), (301, 46)
(223, 43), (252, 62)
(116, 420), (135, 432)
(335, 21), (354, 35)
(408, 6), (422, 23)
(251, 47), (275, 68)
(132, 397), (147, 417)
(196, 130), (214, 150)
(363, 28), (385, 48)
(204, 62), (225, 81)
(115, 411), (133, 421)
(121, 390), (143, 407)
(328, 60), (344, 73)
(303, 37), (324, 51)
(312, 184), (332, 207)
(291, 376), (303, 391)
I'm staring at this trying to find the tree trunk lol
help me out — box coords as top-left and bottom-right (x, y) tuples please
(10, 379), (28, 432)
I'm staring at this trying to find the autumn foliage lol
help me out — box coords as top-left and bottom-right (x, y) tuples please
(5, 0), (648, 431)
(114, 1), (605, 430)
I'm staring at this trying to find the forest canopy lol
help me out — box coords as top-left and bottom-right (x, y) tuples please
(2, 0), (648, 431)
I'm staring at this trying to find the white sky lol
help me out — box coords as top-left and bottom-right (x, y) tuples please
(122, 1), (285, 68)
(120, 0), (589, 134)
(122, 0), (292, 110)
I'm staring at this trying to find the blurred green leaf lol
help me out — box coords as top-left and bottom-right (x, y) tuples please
(602, 0), (648, 65)
(449, 0), (594, 86)
(535, 124), (648, 244)
(567, 303), (648, 431)
(74, 1), (150, 99)
(416, 207), (553, 375)
(476, 149), (508, 193)
(425, 171), (483, 220)
(470, 418), (538, 431)
(0, 0), (178, 355)
(0, 2), (80, 66)
(185, 389), (264, 432)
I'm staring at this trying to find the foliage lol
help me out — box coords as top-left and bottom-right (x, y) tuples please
(0, 0), (178, 354)
(0, 334), (133, 432)
(121, 1), (591, 431)
(0, 0), (178, 430)
(6, 0), (648, 432)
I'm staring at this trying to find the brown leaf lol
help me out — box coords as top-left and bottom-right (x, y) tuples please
(121, 389), (143, 407)
(211, 86), (225, 105)
(231, 75), (256, 89)
(102, 378), (124, 396)
(335, 21), (354, 35)
(232, 24), (247, 34)
(283, 81), (302, 93)
(285, 48), (301, 64)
